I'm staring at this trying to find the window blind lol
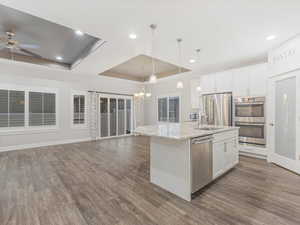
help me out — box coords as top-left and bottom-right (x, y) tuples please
(73, 95), (85, 124)
(29, 92), (56, 126)
(0, 89), (25, 127)
(158, 96), (179, 123)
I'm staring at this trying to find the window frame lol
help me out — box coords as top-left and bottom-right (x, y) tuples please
(0, 84), (58, 133)
(71, 90), (88, 128)
(157, 94), (181, 123)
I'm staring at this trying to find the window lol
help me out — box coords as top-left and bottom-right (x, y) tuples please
(73, 95), (85, 124)
(0, 89), (25, 127)
(72, 91), (87, 127)
(0, 86), (56, 130)
(158, 96), (180, 123)
(29, 92), (56, 126)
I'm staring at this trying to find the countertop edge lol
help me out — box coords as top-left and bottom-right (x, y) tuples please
(134, 127), (239, 140)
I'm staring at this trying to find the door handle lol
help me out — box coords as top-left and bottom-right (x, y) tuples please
(269, 123), (274, 126)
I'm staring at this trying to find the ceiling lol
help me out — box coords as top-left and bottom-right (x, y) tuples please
(0, 0), (300, 77)
(0, 4), (103, 68)
(100, 54), (190, 82)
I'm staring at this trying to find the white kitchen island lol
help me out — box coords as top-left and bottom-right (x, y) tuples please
(134, 123), (239, 201)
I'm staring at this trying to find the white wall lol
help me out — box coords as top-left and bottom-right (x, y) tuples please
(0, 60), (142, 150)
(144, 63), (270, 125)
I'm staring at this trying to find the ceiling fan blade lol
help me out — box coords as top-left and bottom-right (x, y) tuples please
(19, 48), (42, 58)
(19, 43), (39, 49)
(0, 37), (7, 43)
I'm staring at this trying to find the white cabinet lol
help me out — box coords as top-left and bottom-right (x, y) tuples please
(215, 71), (233, 93)
(249, 64), (268, 96)
(224, 138), (239, 171)
(190, 64), (269, 109)
(232, 68), (250, 97)
(212, 130), (239, 179)
(213, 141), (225, 178)
(232, 63), (268, 97)
(200, 74), (216, 94)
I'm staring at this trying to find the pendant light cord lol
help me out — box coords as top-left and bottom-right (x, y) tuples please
(151, 25), (156, 75)
(177, 38), (182, 73)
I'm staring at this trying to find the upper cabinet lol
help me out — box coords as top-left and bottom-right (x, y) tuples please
(215, 71), (233, 93)
(232, 68), (250, 97)
(249, 64), (268, 96)
(200, 74), (216, 94)
(190, 63), (269, 109)
(232, 63), (268, 97)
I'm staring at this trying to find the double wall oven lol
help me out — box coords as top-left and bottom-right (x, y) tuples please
(234, 97), (266, 146)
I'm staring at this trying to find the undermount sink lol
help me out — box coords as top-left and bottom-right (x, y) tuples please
(195, 127), (222, 131)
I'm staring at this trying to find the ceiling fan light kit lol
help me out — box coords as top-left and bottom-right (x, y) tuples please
(0, 31), (42, 59)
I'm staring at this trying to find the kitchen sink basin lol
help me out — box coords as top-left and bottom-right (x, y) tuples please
(195, 127), (222, 131)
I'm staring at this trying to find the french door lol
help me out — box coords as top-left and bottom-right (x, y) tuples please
(268, 72), (300, 174)
(99, 94), (133, 139)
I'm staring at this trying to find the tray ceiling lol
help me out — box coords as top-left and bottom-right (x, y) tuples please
(100, 54), (190, 82)
(0, 4), (104, 69)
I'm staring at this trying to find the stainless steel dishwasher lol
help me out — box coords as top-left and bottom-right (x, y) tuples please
(191, 135), (213, 193)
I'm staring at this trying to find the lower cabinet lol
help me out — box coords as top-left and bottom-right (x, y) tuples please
(213, 136), (239, 179)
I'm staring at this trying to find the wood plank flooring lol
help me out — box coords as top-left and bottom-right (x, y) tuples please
(0, 136), (299, 225)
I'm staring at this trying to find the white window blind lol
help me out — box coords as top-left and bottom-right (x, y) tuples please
(0, 89), (25, 127)
(29, 92), (56, 126)
(73, 95), (85, 124)
(158, 96), (180, 123)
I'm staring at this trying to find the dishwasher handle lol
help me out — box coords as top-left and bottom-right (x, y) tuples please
(191, 136), (213, 145)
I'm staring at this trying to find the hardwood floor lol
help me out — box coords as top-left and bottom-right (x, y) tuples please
(0, 136), (299, 225)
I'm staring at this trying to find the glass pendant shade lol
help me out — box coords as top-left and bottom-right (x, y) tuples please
(149, 74), (157, 83)
(177, 81), (183, 89)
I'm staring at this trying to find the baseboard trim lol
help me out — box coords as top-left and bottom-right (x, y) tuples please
(0, 137), (92, 153)
(239, 151), (267, 160)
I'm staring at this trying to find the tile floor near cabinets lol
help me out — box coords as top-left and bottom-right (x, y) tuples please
(0, 136), (299, 225)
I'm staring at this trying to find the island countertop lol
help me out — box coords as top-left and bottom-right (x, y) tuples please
(134, 123), (239, 140)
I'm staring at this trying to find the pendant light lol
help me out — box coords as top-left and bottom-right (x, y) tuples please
(134, 61), (152, 98)
(149, 24), (157, 83)
(195, 49), (202, 92)
(176, 38), (183, 89)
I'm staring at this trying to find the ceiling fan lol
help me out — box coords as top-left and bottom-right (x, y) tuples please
(0, 31), (41, 59)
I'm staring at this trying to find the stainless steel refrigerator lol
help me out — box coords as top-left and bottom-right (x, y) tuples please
(201, 92), (232, 126)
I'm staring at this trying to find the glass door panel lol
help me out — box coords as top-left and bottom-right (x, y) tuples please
(158, 97), (168, 122)
(109, 98), (117, 136)
(169, 96), (179, 122)
(126, 99), (131, 134)
(118, 99), (125, 135)
(275, 77), (296, 160)
(100, 98), (108, 137)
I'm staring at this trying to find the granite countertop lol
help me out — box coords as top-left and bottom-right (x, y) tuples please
(134, 123), (239, 140)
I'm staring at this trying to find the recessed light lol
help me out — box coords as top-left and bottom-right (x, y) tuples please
(129, 33), (137, 39)
(75, 30), (84, 36)
(266, 35), (277, 41)
(56, 56), (63, 61)
(189, 59), (196, 63)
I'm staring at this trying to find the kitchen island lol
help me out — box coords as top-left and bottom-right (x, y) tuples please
(134, 123), (239, 201)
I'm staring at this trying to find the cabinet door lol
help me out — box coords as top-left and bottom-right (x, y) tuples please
(232, 68), (250, 97)
(216, 71), (233, 93)
(213, 142), (225, 179)
(225, 139), (238, 170)
(249, 64), (268, 96)
(190, 79), (201, 109)
(200, 75), (216, 94)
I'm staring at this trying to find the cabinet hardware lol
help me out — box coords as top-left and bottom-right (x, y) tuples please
(269, 123), (274, 126)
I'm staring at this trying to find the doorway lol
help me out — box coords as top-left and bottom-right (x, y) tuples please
(268, 73), (300, 174)
(99, 94), (133, 139)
